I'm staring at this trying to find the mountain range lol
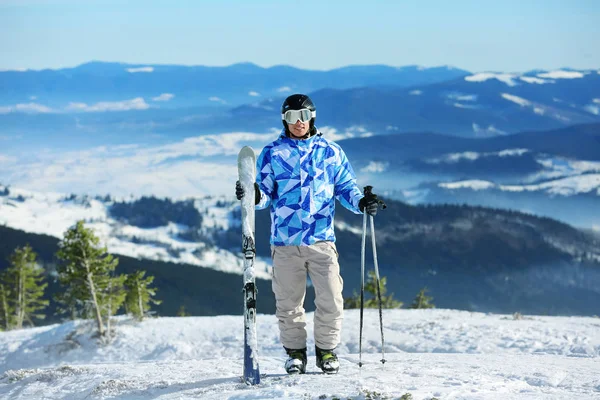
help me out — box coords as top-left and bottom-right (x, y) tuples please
(1, 63), (599, 153)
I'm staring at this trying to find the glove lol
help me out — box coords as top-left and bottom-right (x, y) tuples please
(359, 186), (385, 216)
(235, 181), (261, 205)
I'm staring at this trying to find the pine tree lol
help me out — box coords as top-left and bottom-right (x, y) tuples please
(56, 221), (120, 338)
(125, 270), (161, 321)
(410, 287), (435, 309)
(177, 305), (190, 317)
(344, 271), (403, 309)
(100, 274), (128, 336)
(3, 245), (48, 329)
(0, 282), (14, 330)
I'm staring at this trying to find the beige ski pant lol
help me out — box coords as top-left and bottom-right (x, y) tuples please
(271, 241), (344, 350)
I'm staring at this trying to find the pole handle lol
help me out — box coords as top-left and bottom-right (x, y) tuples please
(363, 186), (387, 210)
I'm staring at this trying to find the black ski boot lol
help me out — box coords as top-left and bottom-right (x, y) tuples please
(284, 347), (307, 374)
(315, 346), (340, 374)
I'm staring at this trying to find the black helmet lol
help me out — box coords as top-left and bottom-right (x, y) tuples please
(281, 94), (316, 114)
(281, 94), (317, 137)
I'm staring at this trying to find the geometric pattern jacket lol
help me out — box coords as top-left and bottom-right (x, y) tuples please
(256, 129), (364, 246)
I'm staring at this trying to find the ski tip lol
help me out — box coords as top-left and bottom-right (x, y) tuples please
(238, 146), (255, 156)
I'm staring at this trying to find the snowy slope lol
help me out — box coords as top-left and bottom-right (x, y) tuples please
(438, 174), (600, 196)
(0, 185), (272, 280)
(0, 309), (599, 399)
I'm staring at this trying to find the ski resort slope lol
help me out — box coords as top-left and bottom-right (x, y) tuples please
(0, 309), (599, 399)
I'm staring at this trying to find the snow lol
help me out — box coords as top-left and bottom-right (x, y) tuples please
(439, 174), (600, 197)
(426, 149), (529, 164)
(439, 180), (496, 190)
(520, 76), (551, 84)
(66, 98), (150, 112)
(501, 93), (531, 107)
(465, 73), (518, 87)
(360, 161), (388, 173)
(126, 67), (154, 73)
(0, 103), (53, 114)
(537, 70), (585, 79)
(501, 174), (600, 196)
(0, 310), (598, 399)
(471, 123), (507, 136)
(585, 105), (599, 115)
(151, 93), (174, 102)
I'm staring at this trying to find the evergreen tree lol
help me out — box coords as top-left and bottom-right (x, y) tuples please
(410, 287), (435, 309)
(100, 273), (128, 335)
(125, 270), (161, 321)
(56, 221), (120, 338)
(3, 245), (48, 329)
(177, 305), (190, 317)
(0, 282), (14, 330)
(344, 271), (403, 309)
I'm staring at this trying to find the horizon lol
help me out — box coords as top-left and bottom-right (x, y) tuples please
(2, 0), (599, 72)
(2, 59), (598, 74)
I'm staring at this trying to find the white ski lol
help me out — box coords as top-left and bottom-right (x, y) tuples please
(237, 146), (260, 385)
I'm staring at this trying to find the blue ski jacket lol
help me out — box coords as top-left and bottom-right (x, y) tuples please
(256, 129), (364, 246)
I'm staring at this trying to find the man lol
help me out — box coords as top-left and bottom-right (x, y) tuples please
(236, 93), (382, 374)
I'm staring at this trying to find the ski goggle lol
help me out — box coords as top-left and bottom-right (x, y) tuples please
(282, 108), (316, 124)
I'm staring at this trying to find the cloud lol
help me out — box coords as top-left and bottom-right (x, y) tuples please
(208, 96), (226, 104)
(126, 67), (154, 73)
(248, 91), (260, 97)
(152, 93), (175, 102)
(66, 97), (150, 112)
(0, 131), (275, 198)
(0, 102), (53, 114)
(276, 86), (292, 93)
(0, 154), (17, 164)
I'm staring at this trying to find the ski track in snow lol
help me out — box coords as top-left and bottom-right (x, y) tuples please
(1, 309), (599, 399)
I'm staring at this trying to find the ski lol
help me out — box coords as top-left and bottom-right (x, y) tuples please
(237, 146), (260, 385)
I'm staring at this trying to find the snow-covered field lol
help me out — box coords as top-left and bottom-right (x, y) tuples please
(1, 309), (599, 399)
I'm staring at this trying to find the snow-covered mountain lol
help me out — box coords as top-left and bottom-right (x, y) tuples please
(0, 61), (469, 109)
(232, 68), (600, 138)
(0, 309), (598, 399)
(340, 124), (600, 229)
(0, 185), (271, 280)
(2, 64), (599, 154)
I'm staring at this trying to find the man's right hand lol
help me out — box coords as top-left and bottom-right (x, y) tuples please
(236, 181), (260, 204)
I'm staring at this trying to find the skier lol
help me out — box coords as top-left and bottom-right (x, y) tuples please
(236, 93), (382, 374)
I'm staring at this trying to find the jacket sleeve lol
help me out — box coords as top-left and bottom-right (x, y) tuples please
(255, 146), (274, 210)
(334, 147), (364, 214)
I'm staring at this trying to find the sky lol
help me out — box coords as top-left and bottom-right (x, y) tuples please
(1, 0), (599, 73)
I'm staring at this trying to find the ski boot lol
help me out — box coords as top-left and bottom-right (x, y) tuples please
(316, 346), (340, 374)
(284, 347), (307, 374)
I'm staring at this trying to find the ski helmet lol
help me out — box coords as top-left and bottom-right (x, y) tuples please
(281, 94), (317, 136)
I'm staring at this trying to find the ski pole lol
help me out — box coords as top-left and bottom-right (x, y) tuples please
(358, 210), (367, 368)
(369, 214), (386, 365)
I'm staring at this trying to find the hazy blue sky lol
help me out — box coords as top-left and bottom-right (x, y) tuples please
(1, 0), (599, 72)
